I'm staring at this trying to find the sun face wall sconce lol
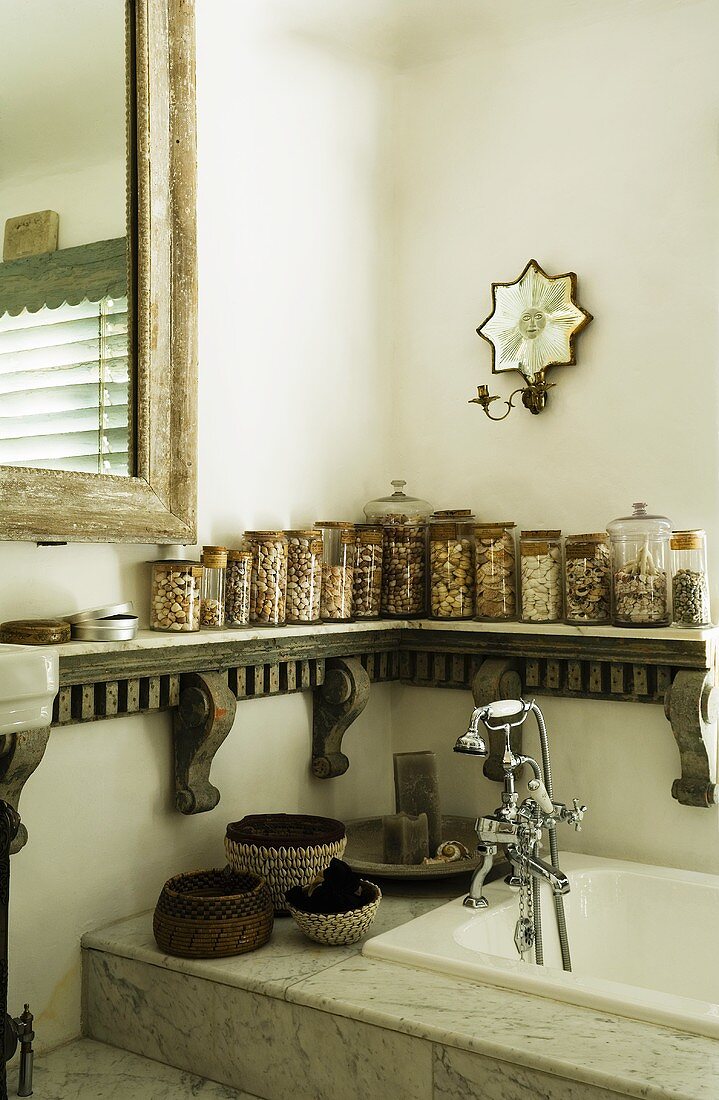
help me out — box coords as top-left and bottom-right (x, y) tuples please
(471, 259), (593, 419)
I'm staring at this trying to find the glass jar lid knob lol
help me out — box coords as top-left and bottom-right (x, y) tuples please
(391, 480), (407, 496)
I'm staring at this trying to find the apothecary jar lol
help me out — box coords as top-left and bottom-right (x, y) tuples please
(316, 522), (355, 622)
(564, 533), (611, 625)
(474, 522), (517, 621)
(225, 548), (252, 627)
(428, 510), (475, 620)
(671, 530), (711, 627)
(353, 525), (383, 620)
(520, 530), (563, 623)
(607, 503), (671, 626)
(246, 531), (288, 627)
(150, 560), (203, 632)
(364, 480), (432, 619)
(285, 530), (323, 625)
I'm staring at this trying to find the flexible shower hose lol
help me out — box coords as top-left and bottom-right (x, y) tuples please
(530, 701), (572, 973)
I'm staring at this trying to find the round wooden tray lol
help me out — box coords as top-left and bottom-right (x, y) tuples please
(344, 815), (479, 880)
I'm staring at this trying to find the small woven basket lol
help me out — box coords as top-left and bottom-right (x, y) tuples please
(153, 868), (273, 959)
(286, 881), (382, 946)
(225, 814), (347, 915)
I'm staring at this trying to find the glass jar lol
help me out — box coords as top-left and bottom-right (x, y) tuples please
(564, 533), (611, 625)
(316, 522), (355, 622)
(474, 522), (517, 621)
(200, 546), (227, 628)
(247, 531), (288, 626)
(520, 531), (563, 623)
(225, 548), (252, 627)
(353, 525), (383, 619)
(607, 503), (671, 626)
(363, 479), (432, 526)
(285, 530), (323, 624)
(150, 560), (202, 632)
(671, 530), (711, 627)
(364, 479), (431, 620)
(428, 510), (475, 619)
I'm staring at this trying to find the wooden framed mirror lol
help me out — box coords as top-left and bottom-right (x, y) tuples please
(0, 0), (197, 543)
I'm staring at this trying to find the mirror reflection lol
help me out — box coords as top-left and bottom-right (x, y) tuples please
(0, 0), (131, 476)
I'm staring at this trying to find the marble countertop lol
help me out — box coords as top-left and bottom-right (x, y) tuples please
(83, 888), (719, 1100)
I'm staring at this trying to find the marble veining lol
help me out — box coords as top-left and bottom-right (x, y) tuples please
(84, 896), (719, 1100)
(6, 1038), (256, 1099)
(432, 1045), (622, 1100)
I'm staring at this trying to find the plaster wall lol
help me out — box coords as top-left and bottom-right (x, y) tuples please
(389, 0), (719, 868)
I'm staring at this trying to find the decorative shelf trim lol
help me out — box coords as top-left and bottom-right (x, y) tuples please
(3, 620), (714, 851)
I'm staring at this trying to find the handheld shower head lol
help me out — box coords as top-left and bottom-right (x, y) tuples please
(453, 725), (489, 756)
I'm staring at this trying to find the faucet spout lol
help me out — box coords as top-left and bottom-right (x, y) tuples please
(505, 845), (570, 896)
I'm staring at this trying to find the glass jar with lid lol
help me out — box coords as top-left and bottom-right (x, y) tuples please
(520, 531), (563, 623)
(353, 525), (383, 619)
(285, 530), (323, 624)
(316, 522), (354, 621)
(247, 531), (288, 626)
(150, 560), (202, 632)
(564, 533), (611, 625)
(607, 503), (671, 626)
(671, 530), (711, 627)
(428, 510), (475, 619)
(200, 546), (227, 628)
(225, 547), (252, 627)
(364, 480), (432, 619)
(474, 522), (517, 621)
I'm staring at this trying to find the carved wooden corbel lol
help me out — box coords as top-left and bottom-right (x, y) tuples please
(0, 727), (51, 854)
(471, 658), (523, 783)
(173, 672), (237, 814)
(312, 657), (370, 779)
(664, 669), (719, 807)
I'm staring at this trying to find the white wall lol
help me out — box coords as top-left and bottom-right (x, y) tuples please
(389, 0), (719, 866)
(4, 0), (394, 1051)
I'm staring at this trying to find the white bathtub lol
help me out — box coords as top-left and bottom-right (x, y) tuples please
(363, 851), (719, 1039)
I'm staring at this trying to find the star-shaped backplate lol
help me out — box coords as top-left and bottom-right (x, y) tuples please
(477, 259), (593, 384)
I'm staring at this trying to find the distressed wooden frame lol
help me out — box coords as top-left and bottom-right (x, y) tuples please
(0, 0), (197, 543)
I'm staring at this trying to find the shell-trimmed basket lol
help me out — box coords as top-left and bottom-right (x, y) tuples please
(225, 814), (347, 915)
(286, 880), (382, 945)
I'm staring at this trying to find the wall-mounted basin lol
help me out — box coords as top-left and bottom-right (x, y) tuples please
(0, 644), (59, 735)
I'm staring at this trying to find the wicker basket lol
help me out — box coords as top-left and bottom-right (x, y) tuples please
(153, 868), (273, 959)
(225, 814), (347, 915)
(286, 880), (382, 946)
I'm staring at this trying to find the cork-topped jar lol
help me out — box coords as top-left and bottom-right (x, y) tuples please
(353, 525), (383, 619)
(671, 529), (711, 627)
(564, 533), (611, 625)
(364, 480), (432, 619)
(225, 548), (252, 627)
(428, 510), (475, 620)
(520, 531), (563, 623)
(316, 522), (354, 622)
(247, 531), (288, 626)
(150, 560), (203, 632)
(474, 522), (517, 621)
(607, 503), (671, 626)
(286, 530), (323, 624)
(201, 546), (227, 628)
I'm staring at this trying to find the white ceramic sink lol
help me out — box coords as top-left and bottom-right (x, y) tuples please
(0, 644), (59, 734)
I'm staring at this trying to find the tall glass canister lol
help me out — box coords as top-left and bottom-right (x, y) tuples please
(353, 525), (384, 620)
(564, 533), (611, 625)
(150, 560), (202, 632)
(285, 530), (323, 624)
(316, 522), (355, 622)
(607, 503), (671, 626)
(671, 530), (711, 627)
(247, 531), (288, 626)
(200, 546), (227, 628)
(225, 548), (252, 627)
(428, 510), (475, 619)
(474, 522), (517, 621)
(520, 531), (563, 623)
(363, 480), (432, 619)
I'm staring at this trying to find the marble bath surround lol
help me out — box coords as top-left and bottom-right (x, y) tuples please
(81, 889), (719, 1100)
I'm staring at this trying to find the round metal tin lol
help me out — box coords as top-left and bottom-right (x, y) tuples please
(65, 602), (135, 625)
(70, 615), (139, 641)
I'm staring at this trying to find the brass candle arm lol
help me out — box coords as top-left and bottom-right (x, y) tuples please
(469, 374), (556, 420)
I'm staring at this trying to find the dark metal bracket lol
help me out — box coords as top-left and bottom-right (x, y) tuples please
(173, 672), (237, 814)
(311, 657), (371, 779)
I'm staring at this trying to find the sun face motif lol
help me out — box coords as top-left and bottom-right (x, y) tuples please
(477, 260), (592, 383)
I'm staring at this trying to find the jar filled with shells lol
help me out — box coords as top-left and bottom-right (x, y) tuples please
(286, 530), (323, 624)
(353, 525), (384, 619)
(671, 530), (711, 627)
(200, 546), (227, 629)
(150, 560), (203, 632)
(520, 530), (563, 623)
(225, 548), (252, 627)
(428, 510), (475, 619)
(316, 522), (355, 622)
(474, 522), (517, 621)
(247, 531), (288, 626)
(363, 479), (432, 619)
(607, 503), (671, 626)
(564, 533), (611, 625)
